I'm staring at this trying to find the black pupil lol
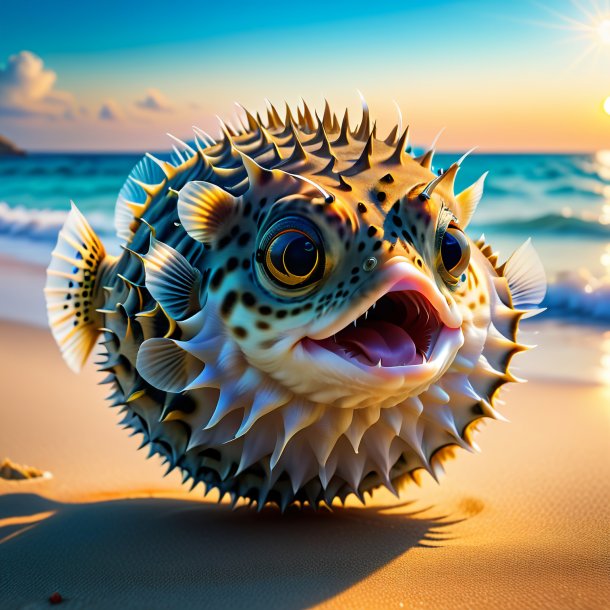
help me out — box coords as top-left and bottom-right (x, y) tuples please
(441, 231), (462, 271)
(271, 233), (317, 276)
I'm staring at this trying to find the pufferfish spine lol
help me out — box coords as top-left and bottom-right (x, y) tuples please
(44, 99), (546, 509)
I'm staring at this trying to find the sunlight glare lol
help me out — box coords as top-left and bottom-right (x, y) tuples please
(598, 19), (610, 44)
(604, 96), (610, 115)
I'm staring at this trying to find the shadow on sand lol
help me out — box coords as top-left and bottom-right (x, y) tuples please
(0, 493), (467, 609)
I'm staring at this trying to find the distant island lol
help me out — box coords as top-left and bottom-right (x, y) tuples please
(0, 134), (25, 156)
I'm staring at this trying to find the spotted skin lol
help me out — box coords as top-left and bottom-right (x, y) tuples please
(44, 101), (545, 510)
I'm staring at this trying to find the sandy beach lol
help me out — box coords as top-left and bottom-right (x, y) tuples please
(0, 255), (608, 609)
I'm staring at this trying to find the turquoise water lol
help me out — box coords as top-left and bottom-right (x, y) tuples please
(1, 151), (609, 320)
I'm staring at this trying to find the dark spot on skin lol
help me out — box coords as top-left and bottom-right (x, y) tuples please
(416, 259), (423, 268)
(350, 275), (360, 284)
(231, 226), (239, 237)
(392, 215), (403, 227)
(63, 305), (68, 310)
(471, 403), (485, 416)
(411, 224), (417, 235)
(376, 191), (387, 203)
(242, 259), (251, 270)
(66, 295), (71, 300)
(276, 310), (287, 319)
(76, 311), (81, 317)
(392, 201), (400, 213)
(338, 281), (344, 288)
(303, 303), (313, 311)
(68, 281), (73, 288)
(290, 307), (302, 316)
(479, 294), (486, 304)
(357, 202), (367, 214)
(380, 173), (394, 183)
(259, 305), (272, 316)
(242, 292), (256, 307)
(238, 232), (251, 247)
(221, 291), (238, 317)
(351, 267), (359, 275)
(358, 242), (366, 252)
(210, 268), (224, 290)
(373, 241), (382, 251)
(259, 197), (267, 207)
(367, 226), (378, 237)
(243, 201), (252, 217)
(256, 320), (270, 330)
(233, 326), (247, 338)
(227, 257), (239, 271)
(218, 235), (231, 250)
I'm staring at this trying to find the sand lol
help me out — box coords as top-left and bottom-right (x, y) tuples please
(0, 261), (609, 609)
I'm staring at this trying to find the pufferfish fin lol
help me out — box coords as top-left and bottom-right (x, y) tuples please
(455, 171), (487, 229)
(177, 181), (237, 245)
(136, 337), (204, 393)
(115, 155), (167, 242)
(501, 238), (546, 307)
(142, 237), (202, 320)
(45, 202), (115, 372)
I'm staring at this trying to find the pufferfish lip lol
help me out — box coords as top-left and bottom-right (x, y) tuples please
(302, 259), (463, 370)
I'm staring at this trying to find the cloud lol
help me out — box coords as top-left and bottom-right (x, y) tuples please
(135, 88), (173, 112)
(98, 100), (124, 121)
(0, 51), (77, 119)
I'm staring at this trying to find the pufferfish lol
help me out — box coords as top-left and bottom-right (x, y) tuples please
(45, 99), (546, 509)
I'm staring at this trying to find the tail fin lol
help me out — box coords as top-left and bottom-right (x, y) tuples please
(45, 203), (112, 372)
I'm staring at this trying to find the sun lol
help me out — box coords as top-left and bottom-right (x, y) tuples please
(604, 96), (610, 115)
(535, 1), (610, 69)
(599, 18), (610, 43)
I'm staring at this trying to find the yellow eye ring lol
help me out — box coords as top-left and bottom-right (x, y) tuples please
(259, 218), (325, 290)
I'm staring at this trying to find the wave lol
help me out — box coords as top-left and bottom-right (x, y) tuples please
(543, 271), (610, 322)
(0, 202), (114, 241)
(473, 213), (610, 238)
(545, 184), (602, 198)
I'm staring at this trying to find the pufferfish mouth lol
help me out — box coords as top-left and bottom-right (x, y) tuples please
(302, 260), (463, 371)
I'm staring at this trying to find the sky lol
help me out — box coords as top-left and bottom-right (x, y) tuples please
(0, 0), (609, 152)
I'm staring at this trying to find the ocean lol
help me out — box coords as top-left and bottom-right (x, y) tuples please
(1, 151), (609, 322)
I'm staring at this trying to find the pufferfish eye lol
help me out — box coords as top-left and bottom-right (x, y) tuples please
(259, 217), (325, 290)
(439, 225), (470, 281)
